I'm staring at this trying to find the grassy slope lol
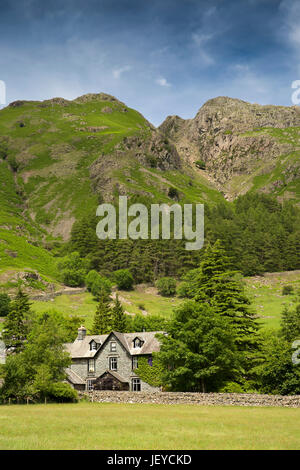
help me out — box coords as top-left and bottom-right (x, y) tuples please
(30, 270), (300, 332)
(1, 402), (300, 450)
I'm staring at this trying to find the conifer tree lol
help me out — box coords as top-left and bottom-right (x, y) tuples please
(91, 292), (113, 335)
(2, 289), (32, 353)
(111, 294), (127, 332)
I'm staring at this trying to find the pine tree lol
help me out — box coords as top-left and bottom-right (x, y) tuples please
(111, 294), (127, 332)
(181, 240), (261, 386)
(91, 292), (113, 335)
(2, 289), (32, 353)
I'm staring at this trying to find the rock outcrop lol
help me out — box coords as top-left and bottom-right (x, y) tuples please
(159, 97), (300, 201)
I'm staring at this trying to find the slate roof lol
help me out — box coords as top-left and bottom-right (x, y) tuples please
(65, 331), (163, 359)
(65, 368), (86, 385)
(99, 369), (129, 383)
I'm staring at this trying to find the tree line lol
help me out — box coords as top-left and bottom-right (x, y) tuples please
(66, 192), (300, 284)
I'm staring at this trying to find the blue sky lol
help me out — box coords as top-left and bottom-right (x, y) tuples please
(0, 0), (299, 125)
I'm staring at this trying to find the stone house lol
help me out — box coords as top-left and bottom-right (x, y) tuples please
(64, 326), (163, 392)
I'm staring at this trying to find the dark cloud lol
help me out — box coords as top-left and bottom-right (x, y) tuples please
(0, 0), (298, 125)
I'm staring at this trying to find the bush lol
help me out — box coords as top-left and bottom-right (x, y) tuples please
(168, 187), (179, 200)
(156, 277), (177, 297)
(113, 269), (134, 290)
(219, 382), (245, 393)
(91, 277), (112, 300)
(282, 285), (294, 296)
(85, 270), (100, 291)
(57, 252), (89, 287)
(0, 293), (11, 317)
(176, 282), (190, 298)
(49, 382), (78, 402)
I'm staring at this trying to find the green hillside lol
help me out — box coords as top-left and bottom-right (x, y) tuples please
(0, 93), (225, 281)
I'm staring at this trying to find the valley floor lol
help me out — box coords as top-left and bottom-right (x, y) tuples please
(0, 402), (300, 450)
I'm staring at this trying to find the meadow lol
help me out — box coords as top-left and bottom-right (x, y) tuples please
(0, 402), (300, 450)
(29, 270), (300, 331)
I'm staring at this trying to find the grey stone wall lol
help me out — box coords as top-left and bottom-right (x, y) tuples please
(81, 390), (300, 408)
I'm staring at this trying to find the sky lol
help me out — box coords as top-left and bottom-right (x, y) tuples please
(0, 0), (299, 126)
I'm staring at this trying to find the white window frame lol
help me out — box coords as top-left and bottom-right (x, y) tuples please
(132, 378), (141, 391)
(132, 356), (138, 370)
(86, 379), (94, 391)
(110, 341), (117, 352)
(88, 358), (95, 373)
(109, 357), (118, 371)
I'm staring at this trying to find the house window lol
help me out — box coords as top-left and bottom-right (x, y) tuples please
(132, 356), (138, 370)
(90, 341), (98, 351)
(132, 378), (141, 392)
(86, 380), (94, 391)
(109, 357), (118, 371)
(133, 338), (144, 348)
(88, 358), (95, 373)
(148, 356), (153, 367)
(110, 342), (117, 352)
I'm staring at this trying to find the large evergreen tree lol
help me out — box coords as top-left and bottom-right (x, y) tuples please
(183, 240), (260, 353)
(91, 292), (113, 335)
(2, 289), (32, 353)
(111, 294), (127, 332)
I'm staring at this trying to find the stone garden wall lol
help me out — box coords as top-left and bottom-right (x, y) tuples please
(81, 390), (300, 408)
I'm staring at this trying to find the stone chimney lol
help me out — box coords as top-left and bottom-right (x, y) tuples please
(77, 325), (87, 341)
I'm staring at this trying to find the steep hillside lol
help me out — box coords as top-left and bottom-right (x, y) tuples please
(160, 97), (300, 202)
(0, 93), (223, 240)
(0, 93), (225, 281)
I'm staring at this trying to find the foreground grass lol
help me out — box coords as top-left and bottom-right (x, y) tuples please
(1, 402), (300, 450)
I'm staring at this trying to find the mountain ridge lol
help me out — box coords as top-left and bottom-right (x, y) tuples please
(159, 96), (300, 201)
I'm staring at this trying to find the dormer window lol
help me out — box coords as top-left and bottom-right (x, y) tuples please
(90, 340), (99, 351)
(133, 337), (144, 349)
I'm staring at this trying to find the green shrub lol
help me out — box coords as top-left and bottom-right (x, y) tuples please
(113, 269), (134, 290)
(168, 187), (179, 200)
(219, 382), (245, 393)
(49, 382), (78, 402)
(176, 282), (190, 298)
(282, 285), (294, 296)
(156, 277), (176, 297)
(57, 252), (89, 287)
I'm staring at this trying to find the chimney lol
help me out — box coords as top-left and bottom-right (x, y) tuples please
(77, 325), (86, 341)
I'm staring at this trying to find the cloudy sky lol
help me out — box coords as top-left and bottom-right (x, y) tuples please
(0, 0), (299, 125)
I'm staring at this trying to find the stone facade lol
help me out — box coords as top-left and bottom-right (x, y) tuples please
(65, 329), (162, 393)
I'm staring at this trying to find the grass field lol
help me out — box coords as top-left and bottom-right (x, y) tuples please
(29, 270), (300, 332)
(0, 402), (300, 450)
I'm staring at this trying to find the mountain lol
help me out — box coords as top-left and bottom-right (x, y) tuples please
(0, 93), (224, 283)
(0, 93), (299, 287)
(159, 96), (300, 202)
